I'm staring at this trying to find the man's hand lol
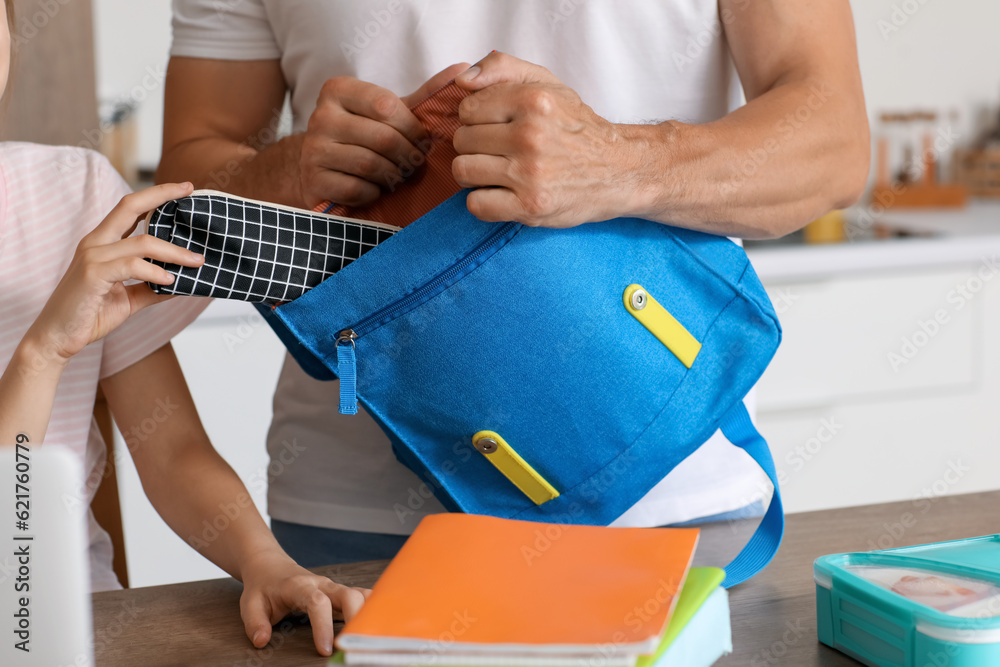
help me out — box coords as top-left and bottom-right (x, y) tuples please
(453, 52), (639, 228)
(300, 63), (470, 209)
(240, 550), (370, 656)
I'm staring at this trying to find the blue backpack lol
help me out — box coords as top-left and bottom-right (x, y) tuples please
(258, 190), (783, 587)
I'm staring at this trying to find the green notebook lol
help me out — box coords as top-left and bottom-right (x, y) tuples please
(636, 567), (730, 667)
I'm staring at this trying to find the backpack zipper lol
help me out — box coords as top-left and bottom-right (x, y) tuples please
(335, 221), (520, 414)
(335, 329), (359, 414)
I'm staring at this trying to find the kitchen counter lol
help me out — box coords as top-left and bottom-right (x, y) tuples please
(746, 201), (1000, 282)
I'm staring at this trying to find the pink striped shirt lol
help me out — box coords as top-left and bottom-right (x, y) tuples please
(0, 143), (209, 590)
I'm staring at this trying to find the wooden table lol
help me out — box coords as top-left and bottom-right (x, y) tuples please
(93, 490), (1000, 666)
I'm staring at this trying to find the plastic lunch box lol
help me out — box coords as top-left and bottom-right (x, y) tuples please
(815, 535), (1000, 666)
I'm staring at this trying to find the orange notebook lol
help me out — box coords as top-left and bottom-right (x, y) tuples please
(336, 514), (699, 664)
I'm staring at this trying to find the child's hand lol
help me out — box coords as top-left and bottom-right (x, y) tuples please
(24, 182), (203, 365)
(239, 550), (370, 656)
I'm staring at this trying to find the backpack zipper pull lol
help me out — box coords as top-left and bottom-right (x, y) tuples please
(336, 329), (359, 415)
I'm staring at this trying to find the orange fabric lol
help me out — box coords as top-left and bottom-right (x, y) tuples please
(337, 513), (699, 650)
(314, 81), (468, 227)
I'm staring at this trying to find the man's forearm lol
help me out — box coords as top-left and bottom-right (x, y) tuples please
(156, 133), (307, 209)
(617, 78), (869, 240)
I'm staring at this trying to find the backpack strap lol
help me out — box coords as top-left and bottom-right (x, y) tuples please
(719, 401), (785, 587)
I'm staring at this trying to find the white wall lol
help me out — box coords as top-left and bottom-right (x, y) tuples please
(851, 0), (1000, 133)
(92, 0), (172, 170)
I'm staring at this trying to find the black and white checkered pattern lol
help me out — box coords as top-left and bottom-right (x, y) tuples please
(146, 191), (399, 304)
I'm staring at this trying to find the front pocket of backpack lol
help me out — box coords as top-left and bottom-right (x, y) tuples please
(354, 220), (737, 518)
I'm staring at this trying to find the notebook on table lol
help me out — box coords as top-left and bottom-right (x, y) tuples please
(637, 567), (732, 667)
(335, 513), (699, 666)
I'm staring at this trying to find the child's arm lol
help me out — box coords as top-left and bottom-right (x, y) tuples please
(0, 183), (203, 448)
(100, 342), (366, 657)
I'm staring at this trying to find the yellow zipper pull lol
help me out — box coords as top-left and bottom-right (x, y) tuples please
(623, 284), (701, 368)
(473, 431), (559, 505)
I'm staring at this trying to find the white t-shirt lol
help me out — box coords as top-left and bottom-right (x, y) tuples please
(0, 143), (210, 589)
(170, 0), (768, 533)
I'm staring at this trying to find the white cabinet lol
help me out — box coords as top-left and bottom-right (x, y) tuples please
(756, 263), (1000, 515)
(758, 270), (978, 411)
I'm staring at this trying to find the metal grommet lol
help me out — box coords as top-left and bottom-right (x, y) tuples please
(475, 437), (498, 455)
(336, 329), (358, 347)
(630, 289), (648, 310)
